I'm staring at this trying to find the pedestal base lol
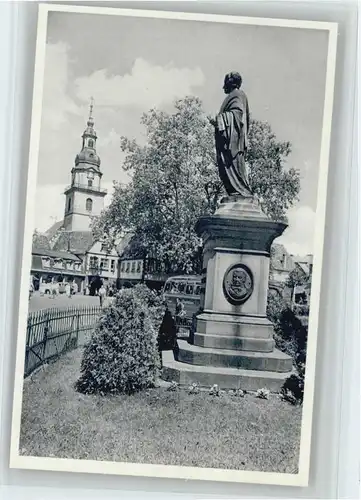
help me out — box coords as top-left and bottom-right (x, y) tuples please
(161, 196), (292, 393)
(162, 349), (292, 393)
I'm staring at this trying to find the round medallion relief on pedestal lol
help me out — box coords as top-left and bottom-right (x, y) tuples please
(223, 263), (254, 305)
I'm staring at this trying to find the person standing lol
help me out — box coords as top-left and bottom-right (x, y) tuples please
(157, 309), (180, 368)
(65, 282), (71, 299)
(98, 284), (106, 307)
(51, 281), (59, 299)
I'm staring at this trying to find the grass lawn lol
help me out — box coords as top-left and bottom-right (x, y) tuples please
(20, 349), (302, 473)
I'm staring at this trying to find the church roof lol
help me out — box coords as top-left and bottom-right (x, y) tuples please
(75, 150), (101, 169)
(45, 220), (64, 240)
(52, 231), (95, 255)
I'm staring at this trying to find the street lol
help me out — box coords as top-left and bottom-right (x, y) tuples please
(28, 292), (100, 313)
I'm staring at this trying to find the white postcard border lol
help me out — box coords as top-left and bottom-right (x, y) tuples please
(9, 3), (338, 487)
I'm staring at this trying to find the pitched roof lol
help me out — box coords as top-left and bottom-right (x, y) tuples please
(296, 262), (310, 276)
(52, 231), (95, 255)
(117, 233), (138, 258)
(45, 220), (64, 240)
(32, 247), (82, 261)
(271, 243), (295, 272)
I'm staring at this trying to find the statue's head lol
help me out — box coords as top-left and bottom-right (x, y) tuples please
(223, 72), (242, 94)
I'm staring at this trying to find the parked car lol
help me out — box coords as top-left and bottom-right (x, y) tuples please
(39, 281), (67, 295)
(39, 282), (52, 295)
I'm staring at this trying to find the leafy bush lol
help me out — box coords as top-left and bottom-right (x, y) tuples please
(75, 284), (164, 396)
(267, 292), (307, 362)
(267, 292), (308, 404)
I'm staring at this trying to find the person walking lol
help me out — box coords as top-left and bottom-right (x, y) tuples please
(65, 282), (71, 299)
(157, 308), (180, 368)
(51, 281), (59, 299)
(98, 284), (106, 307)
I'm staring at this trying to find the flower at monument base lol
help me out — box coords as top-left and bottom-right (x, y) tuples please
(188, 382), (200, 394)
(209, 384), (220, 396)
(256, 388), (270, 400)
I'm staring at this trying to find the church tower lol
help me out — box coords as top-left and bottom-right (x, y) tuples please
(63, 99), (107, 231)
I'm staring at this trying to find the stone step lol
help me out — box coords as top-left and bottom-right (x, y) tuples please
(177, 340), (292, 373)
(193, 332), (275, 352)
(161, 352), (290, 393)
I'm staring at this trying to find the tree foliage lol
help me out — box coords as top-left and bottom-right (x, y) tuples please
(93, 96), (300, 274)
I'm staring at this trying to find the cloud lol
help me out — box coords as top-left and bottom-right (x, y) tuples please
(276, 205), (315, 256)
(41, 42), (80, 130)
(74, 58), (205, 109)
(97, 128), (120, 149)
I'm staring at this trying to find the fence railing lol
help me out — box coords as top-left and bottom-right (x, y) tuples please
(25, 305), (101, 378)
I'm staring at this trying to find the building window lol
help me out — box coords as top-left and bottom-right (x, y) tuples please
(89, 256), (98, 270)
(88, 179), (93, 188)
(100, 258), (109, 271)
(41, 257), (51, 268)
(88, 139), (94, 148)
(131, 261), (136, 273)
(126, 262), (130, 273)
(110, 260), (116, 273)
(86, 198), (93, 212)
(67, 197), (71, 212)
(136, 261), (142, 273)
(53, 259), (64, 269)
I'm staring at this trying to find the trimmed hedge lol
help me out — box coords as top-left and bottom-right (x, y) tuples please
(76, 285), (164, 395)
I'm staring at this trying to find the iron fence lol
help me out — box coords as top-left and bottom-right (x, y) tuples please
(25, 305), (101, 378)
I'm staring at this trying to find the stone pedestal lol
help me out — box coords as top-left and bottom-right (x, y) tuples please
(162, 196), (293, 392)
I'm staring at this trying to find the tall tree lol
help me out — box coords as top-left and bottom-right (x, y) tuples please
(93, 96), (300, 274)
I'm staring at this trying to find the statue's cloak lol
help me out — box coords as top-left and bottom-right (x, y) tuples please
(215, 88), (252, 196)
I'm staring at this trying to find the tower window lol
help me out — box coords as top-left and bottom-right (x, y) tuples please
(88, 139), (94, 148)
(88, 179), (93, 188)
(86, 198), (93, 212)
(67, 197), (71, 212)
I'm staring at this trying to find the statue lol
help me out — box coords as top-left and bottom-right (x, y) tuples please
(210, 72), (253, 198)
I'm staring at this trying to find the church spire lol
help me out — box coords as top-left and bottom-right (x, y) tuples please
(88, 96), (94, 127)
(74, 98), (101, 169)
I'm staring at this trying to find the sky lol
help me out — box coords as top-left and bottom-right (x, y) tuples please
(34, 11), (329, 256)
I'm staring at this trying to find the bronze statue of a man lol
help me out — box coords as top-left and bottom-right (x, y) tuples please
(210, 72), (253, 198)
